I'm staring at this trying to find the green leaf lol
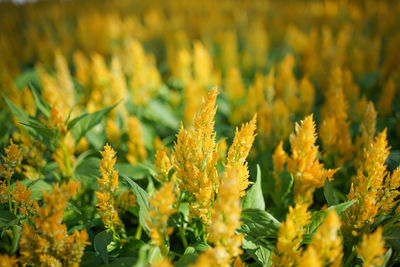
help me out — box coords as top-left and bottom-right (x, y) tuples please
(3, 94), (30, 123)
(242, 236), (271, 266)
(99, 257), (137, 267)
(143, 100), (179, 129)
(30, 85), (51, 118)
(193, 241), (210, 252)
(73, 157), (101, 186)
(239, 208), (280, 239)
(324, 178), (339, 206)
(68, 103), (118, 142)
(383, 225), (400, 252)
(116, 163), (151, 180)
(14, 69), (39, 90)
(0, 210), (18, 228)
(175, 247), (199, 267)
(120, 175), (150, 232)
(305, 200), (356, 241)
(242, 165), (265, 210)
(67, 202), (82, 215)
(94, 230), (113, 264)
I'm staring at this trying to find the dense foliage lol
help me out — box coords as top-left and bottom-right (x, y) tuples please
(1, 0), (400, 266)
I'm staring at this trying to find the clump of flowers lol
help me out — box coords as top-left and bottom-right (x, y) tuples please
(96, 144), (122, 231)
(173, 88), (219, 224)
(286, 115), (338, 202)
(19, 180), (89, 266)
(148, 182), (177, 255)
(356, 228), (386, 267)
(272, 202), (311, 267)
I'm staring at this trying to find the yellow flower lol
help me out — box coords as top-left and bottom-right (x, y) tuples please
(272, 202), (311, 267)
(173, 88), (219, 224)
(96, 144), (121, 229)
(191, 246), (231, 267)
(19, 180), (89, 266)
(287, 115), (337, 202)
(208, 168), (243, 260)
(306, 210), (343, 267)
(226, 114), (257, 196)
(154, 149), (173, 183)
(377, 78), (395, 116)
(356, 228), (386, 267)
(355, 102), (377, 168)
(13, 180), (38, 216)
(126, 116), (147, 165)
(298, 76), (315, 116)
(0, 139), (22, 181)
(297, 247), (322, 267)
(273, 141), (288, 174)
(0, 254), (17, 267)
(148, 182), (176, 254)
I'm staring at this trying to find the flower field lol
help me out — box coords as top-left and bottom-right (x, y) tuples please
(1, 0), (400, 266)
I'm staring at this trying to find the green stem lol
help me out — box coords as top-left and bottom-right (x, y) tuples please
(7, 179), (18, 254)
(135, 224), (143, 240)
(8, 179), (13, 213)
(179, 224), (188, 248)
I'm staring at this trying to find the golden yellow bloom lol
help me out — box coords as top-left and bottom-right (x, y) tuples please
(275, 54), (299, 113)
(298, 76), (315, 116)
(154, 149), (173, 183)
(173, 88), (219, 224)
(297, 247), (322, 267)
(106, 119), (122, 147)
(148, 182), (176, 254)
(272, 202), (311, 267)
(0, 139), (22, 181)
(306, 210), (343, 267)
(193, 41), (213, 88)
(0, 254), (17, 267)
(355, 102), (377, 168)
(13, 180), (38, 216)
(320, 88), (353, 166)
(378, 166), (400, 215)
(287, 115), (337, 202)
(19, 180), (89, 266)
(115, 190), (137, 212)
(273, 141), (288, 173)
(126, 116), (147, 165)
(73, 50), (90, 87)
(377, 78), (395, 117)
(96, 144), (121, 229)
(191, 246), (231, 267)
(224, 68), (246, 104)
(183, 80), (207, 126)
(0, 180), (8, 204)
(208, 168), (243, 260)
(226, 114), (257, 196)
(356, 228), (386, 267)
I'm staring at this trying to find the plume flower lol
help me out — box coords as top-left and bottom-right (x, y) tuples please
(226, 114), (257, 196)
(12, 180), (38, 217)
(356, 228), (386, 267)
(173, 88), (219, 224)
(148, 182), (176, 254)
(208, 168), (243, 261)
(272, 202), (311, 267)
(126, 116), (147, 165)
(297, 247), (322, 267)
(96, 144), (121, 230)
(377, 78), (395, 116)
(191, 246), (231, 267)
(0, 254), (17, 267)
(287, 115), (337, 202)
(0, 139), (22, 181)
(305, 210), (343, 266)
(19, 181), (89, 266)
(154, 149), (173, 183)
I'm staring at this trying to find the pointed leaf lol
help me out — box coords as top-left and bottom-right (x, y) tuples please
(242, 165), (265, 210)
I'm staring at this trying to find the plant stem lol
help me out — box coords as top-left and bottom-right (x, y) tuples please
(179, 224), (188, 248)
(135, 224), (143, 240)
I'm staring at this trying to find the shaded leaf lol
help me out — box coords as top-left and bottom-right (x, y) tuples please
(242, 165), (265, 210)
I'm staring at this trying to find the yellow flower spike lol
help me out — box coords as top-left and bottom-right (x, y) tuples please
(154, 149), (173, 183)
(19, 180), (89, 266)
(12, 180), (37, 216)
(307, 210), (343, 267)
(0, 180), (8, 204)
(377, 78), (395, 117)
(272, 202), (311, 267)
(273, 141), (288, 174)
(346, 130), (397, 235)
(191, 246), (231, 267)
(356, 228), (386, 267)
(298, 76), (315, 116)
(0, 139), (23, 181)
(148, 182), (176, 253)
(287, 115), (338, 202)
(193, 41), (213, 88)
(208, 168), (243, 261)
(226, 114), (257, 196)
(126, 116), (147, 165)
(116, 190), (137, 212)
(225, 68), (246, 104)
(106, 119), (122, 147)
(297, 247), (322, 267)
(0, 254), (17, 267)
(355, 101), (377, 167)
(173, 88), (219, 224)
(320, 88), (353, 166)
(96, 144), (122, 230)
(183, 80), (207, 126)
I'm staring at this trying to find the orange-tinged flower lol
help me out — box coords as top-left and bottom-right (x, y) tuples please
(356, 228), (386, 267)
